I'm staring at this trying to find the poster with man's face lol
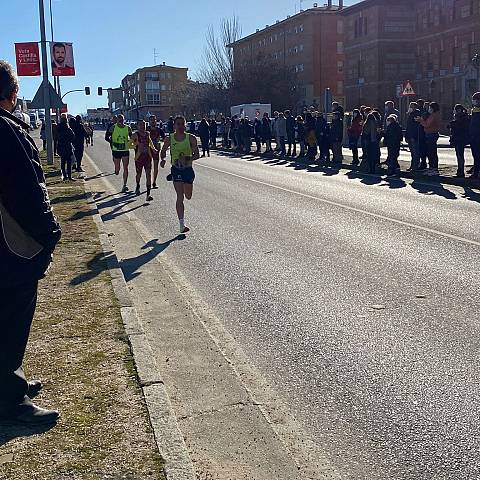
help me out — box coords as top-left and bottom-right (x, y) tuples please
(50, 42), (75, 76)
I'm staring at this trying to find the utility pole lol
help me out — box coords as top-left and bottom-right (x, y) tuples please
(39, 0), (53, 165)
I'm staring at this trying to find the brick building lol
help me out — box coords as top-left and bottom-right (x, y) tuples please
(121, 63), (188, 121)
(229, 1), (345, 110)
(107, 87), (124, 116)
(342, 0), (480, 117)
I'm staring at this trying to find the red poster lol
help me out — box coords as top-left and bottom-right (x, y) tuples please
(15, 43), (41, 76)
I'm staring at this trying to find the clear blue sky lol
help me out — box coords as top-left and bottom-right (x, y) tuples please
(1, 0), (358, 115)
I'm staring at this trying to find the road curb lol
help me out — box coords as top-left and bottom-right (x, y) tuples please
(85, 188), (196, 480)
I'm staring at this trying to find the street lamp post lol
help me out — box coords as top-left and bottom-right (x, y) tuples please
(39, 0), (53, 165)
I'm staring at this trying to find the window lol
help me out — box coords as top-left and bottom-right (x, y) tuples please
(337, 60), (344, 72)
(146, 93), (160, 105)
(145, 72), (159, 80)
(146, 80), (160, 93)
(337, 20), (344, 35)
(299, 44), (304, 52)
(337, 41), (344, 54)
(299, 24), (304, 32)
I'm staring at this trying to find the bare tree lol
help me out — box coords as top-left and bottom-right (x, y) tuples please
(198, 17), (242, 90)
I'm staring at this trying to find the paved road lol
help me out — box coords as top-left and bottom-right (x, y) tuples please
(85, 132), (480, 480)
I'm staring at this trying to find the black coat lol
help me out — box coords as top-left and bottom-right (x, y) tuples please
(384, 122), (403, 149)
(57, 122), (75, 157)
(449, 113), (470, 146)
(72, 121), (87, 147)
(329, 119), (344, 143)
(470, 108), (480, 142)
(0, 108), (61, 287)
(405, 109), (422, 141)
(286, 115), (295, 135)
(197, 122), (210, 141)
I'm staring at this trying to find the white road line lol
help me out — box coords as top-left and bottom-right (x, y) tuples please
(196, 162), (480, 248)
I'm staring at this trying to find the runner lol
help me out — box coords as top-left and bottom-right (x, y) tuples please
(106, 114), (132, 193)
(131, 120), (157, 201)
(160, 115), (200, 234)
(147, 115), (165, 189)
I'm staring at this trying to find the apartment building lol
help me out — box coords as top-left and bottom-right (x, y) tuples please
(121, 63), (188, 121)
(229, 1), (345, 109)
(342, 0), (480, 114)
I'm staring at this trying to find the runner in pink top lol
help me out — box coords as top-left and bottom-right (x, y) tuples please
(131, 120), (157, 201)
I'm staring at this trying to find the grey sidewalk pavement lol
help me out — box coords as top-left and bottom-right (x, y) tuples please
(82, 154), (339, 480)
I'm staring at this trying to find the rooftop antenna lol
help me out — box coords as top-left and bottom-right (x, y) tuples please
(153, 48), (159, 65)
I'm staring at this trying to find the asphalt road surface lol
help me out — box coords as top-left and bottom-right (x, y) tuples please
(86, 132), (480, 480)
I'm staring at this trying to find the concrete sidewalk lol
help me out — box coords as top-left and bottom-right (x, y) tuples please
(82, 154), (340, 480)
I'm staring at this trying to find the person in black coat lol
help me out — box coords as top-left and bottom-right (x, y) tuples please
(448, 104), (470, 178)
(296, 116), (306, 157)
(383, 114), (403, 176)
(57, 114), (76, 180)
(72, 115), (87, 172)
(209, 118), (218, 148)
(261, 113), (272, 153)
(285, 110), (296, 156)
(0, 60), (61, 424)
(197, 118), (210, 157)
(253, 117), (262, 153)
(315, 114), (330, 162)
(329, 111), (344, 163)
(470, 92), (480, 178)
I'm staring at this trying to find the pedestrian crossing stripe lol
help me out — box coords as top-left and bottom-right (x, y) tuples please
(402, 81), (416, 96)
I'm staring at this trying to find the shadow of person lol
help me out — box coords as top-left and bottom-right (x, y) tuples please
(0, 422), (56, 447)
(461, 187), (480, 203)
(51, 192), (90, 205)
(410, 180), (457, 200)
(382, 176), (407, 189)
(70, 251), (116, 286)
(120, 237), (184, 282)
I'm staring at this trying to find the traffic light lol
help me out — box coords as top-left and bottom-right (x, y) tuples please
(98, 87), (103, 96)
(85, 87), (90, 95)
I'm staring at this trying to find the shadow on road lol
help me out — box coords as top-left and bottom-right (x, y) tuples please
(121, 237), (184, 282)
(410, 180), (457, 200)
(212, 149), (480, 200)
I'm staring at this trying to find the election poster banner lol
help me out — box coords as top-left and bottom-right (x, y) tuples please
(50, 42), (75, 76)
(15, 43), (41, 76)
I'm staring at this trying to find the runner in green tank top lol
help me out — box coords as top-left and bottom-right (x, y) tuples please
(107, 114), (132, 193)
(160, 115), (200, 234)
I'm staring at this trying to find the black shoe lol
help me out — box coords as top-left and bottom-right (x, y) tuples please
(121, 185), (128, 193)
(135, 185), (140, 196)
(1, 403), (59, 426)
(146, 195), (153, 202)
(28, 380), (43, 398)
(152, 183), (158, 189)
